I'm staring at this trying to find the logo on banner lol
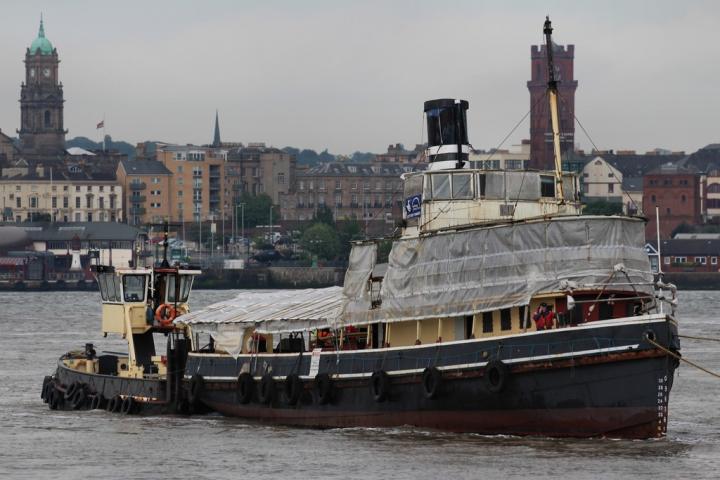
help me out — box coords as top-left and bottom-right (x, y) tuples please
(405, 194), (422, 219)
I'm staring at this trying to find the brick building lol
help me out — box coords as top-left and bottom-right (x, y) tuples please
(705, 170), (720, 221)
(279, 162), (420, 224)
(117, 159), (172, 225)
(651, 236), (720, 273)
(527, 42), (577, 170)
(226, 143), (295, 204)
(643, 164), (704, 240)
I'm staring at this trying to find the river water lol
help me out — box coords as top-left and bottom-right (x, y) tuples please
(0, 289), (718, 479)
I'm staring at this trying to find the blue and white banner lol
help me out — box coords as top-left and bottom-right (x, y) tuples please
(405, 194), (422, 219)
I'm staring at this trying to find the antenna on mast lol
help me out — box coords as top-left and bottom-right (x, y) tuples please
(543, 16), (566, 203)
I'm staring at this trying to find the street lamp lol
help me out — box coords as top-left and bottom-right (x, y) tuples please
(269, 205), (274, 247)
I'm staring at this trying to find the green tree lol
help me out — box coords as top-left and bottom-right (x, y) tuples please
(337, 218), (364, 259)
(300, 223), (341, 260)
(235, 193), (279, 228)
(313, 205), (335, 226)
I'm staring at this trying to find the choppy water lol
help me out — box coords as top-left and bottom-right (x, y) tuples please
(0, 289), (719, 479)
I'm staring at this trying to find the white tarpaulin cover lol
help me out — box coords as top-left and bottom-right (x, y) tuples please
(178, 216), (652, 354)
(344, 216), (652, 324)
(176, 287), (345, 355)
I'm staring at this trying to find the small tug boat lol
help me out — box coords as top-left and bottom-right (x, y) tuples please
(170, 19), (681, 438)
(41, 230), (201, 414)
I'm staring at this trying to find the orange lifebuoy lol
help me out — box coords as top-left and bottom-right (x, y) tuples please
(155, 303), (176, 326)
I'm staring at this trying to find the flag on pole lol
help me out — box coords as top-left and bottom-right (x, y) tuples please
(96, 120), (104, 129)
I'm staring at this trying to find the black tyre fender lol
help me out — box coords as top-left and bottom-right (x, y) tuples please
(284, 373), (303, 406)
(315, 373), (333, 405)
(370, 370), (390, 402)
(89, 394), (104, 410)
(120, 396), (135, 415)
(484, 360), (509, 394)
(258, 374), (275, 405)
(70, 386), (87, 410)
(65, 382), (80, 401)
(422, 367), (443, 399)
(188, 374), (205, 407)
(236, 373), (254, 404)
(48, 386), (61, 410)
(41, 376), (53, 401)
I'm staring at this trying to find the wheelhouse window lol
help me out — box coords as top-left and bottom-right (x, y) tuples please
(432, 174), (451, 200)
(540, 175), (555, 198)
(500, 309), (512, 330)
(122, 275), (146, 302)
(477, 174), (486, 198)
(452, 173), (473, 199)
(167, 275), (194, 303)
(98, 273), (121, 302)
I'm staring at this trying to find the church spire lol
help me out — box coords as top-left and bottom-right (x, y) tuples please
(39, 13), (45, 38)
(212, 110), (221, 147)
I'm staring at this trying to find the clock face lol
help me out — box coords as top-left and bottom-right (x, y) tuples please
(43, 68), (50, 77)
(29, 68), (35, 78)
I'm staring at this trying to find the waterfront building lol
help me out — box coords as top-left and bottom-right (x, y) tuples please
(279, 162), (420, 224)
(226, 143), (295, 205)
(643, 164), (704, 239)
(116, 159), (172, 225)
(704, 170), (720, 221)
(649, 236), (720, 273)
(373, 144), (423, 164)
(469, 141), (530, 170)
(0, 161), (122, 223)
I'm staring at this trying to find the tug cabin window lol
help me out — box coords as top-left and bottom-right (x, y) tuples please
(166, 274), (194, 303)
(97, 273), (122, 303)
(540, 175), (555, 198)
(122, 275), (146, 303)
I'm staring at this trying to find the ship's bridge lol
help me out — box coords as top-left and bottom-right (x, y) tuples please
(402, 169), (582, 235)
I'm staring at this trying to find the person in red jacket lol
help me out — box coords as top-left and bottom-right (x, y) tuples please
(543, 305), (556, 330)
(533, 303), (548, 330)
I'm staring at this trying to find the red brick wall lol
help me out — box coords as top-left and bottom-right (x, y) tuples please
(643, 173), (702, 240)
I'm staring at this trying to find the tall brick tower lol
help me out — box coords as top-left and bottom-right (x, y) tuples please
(18, 17), (67, 159)
(527, 42), (577, 170)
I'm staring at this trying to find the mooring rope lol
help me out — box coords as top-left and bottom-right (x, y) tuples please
(678, 334), (720, 343)
(647, 337), (720, 379)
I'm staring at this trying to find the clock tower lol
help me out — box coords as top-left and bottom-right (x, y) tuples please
(18, 17), (67, 158)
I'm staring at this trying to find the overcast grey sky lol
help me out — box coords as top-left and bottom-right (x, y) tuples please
(1, 0), (718, 154)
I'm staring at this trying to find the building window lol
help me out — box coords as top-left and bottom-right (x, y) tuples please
(44, 110), (51, 127)
(99, 186), (104, 192)
(63, 197), (68, 208)
(651, 195), (656, 203)
(109, 197), (115, 209)
(608, 183), (614, 193)
(75, 197), (80, 208)
(712, 257), (718, 265)
(99, 197), (105, 209)
(681, 195), (686, 203)
(178, 190), (184, 197)
(299, 181), (305, 191)
(86, 196), (92, 208)
(30, 197), (37, 208)
(52, 197), (57, 208)
(152, 177), (160, 184)
(335, 181), (341, 190)
(277, 173), (285, 185)
(482, 312), (493, 333)
(76, 186), (81, 192)
(151, 202), (161, 208)
(664, 257), (671, 265)
(87, 212), (93, 222)
(177, 166), (183, 173)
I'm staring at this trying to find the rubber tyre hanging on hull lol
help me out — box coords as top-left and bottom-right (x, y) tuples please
(65, 382), (80, 401)
(41, 376), (52, 401)
(48, 386), (62, 410)
(258, 374), (275, 405)
(371, 370), (390, 402)
(89, 394), (105, 410)
(236, 373), (254, 404)
(121, 396), (135, 415)
(188, 374), (205, 408)
(484, 360), (509, 393)
(315, 373), (333, 405)
(284, 374), (303, 406)
(421, 367), (443, 399)
(70, 386), (87, 410)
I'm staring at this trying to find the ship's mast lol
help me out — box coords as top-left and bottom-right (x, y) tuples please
(543, 16), (565, 202)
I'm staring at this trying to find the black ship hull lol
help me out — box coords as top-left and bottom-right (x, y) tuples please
(187, 315), (679, 438)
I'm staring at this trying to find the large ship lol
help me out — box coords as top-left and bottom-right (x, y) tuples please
(171, 19), (681, 438)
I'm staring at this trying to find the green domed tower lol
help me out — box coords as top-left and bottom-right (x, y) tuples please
(18, 16), (67, 158)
